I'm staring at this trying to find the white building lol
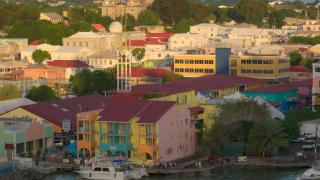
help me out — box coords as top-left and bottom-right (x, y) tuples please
(300, 119), (320, 137)
(86, 50), (118, 70)
(168, 33), (209, 50)
(190, 23), (228, 39)
(21, 44), (94, 64)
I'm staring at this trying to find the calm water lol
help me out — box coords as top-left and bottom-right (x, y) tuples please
(44, 165), (306, 180)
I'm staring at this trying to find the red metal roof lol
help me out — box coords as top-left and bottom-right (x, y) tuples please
(91, 24), (105, 31)
(47, 60), (89, 68)
(131, 68), (168, 78)
(30, 40), (41, 45)
(247, 79), (312, 93)
(128, 40), (146, 47)
(98, 100), (175, 123)
(20, 94), (110, 128)
(290, 65), (311, 73)
(130, 75), (266, 95)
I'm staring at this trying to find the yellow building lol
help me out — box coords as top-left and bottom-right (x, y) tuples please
(173, 48), (231, 77)
(174, 54), (215, 77)
(230, 47), (290, 80)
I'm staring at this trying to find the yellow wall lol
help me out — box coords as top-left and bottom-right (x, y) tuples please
(0, 108), (62, 133)
(173, 54), (216, 77)
(235, 55), (290, 80)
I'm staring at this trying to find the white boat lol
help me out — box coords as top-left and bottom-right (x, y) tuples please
(76, 162), (129, 180)
(297, 168), (320, 180)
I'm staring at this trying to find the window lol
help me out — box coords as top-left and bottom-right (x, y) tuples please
(94, 167), (102, 171)
(315, 67), (320, 72)
(102, 168), (109, 172)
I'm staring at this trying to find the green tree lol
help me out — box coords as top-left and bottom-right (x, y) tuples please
(172, 19), (193, 33)
(132, 48), (145, 63)
(162, 72), (184, 83)
(248, 119), (288, 157)
(0, 84), (20, 100)
(32, 49), (51, 64)
(289, 51), (303, 65)
(137, 10), (159, 26)
(268, 10), (285, 28)
(300, 57), (313, 69)
(26, 85), (57, 102)
(237, 0), (267, 27)
(151, 0), (191, 25)
(70, 69), (116, 96)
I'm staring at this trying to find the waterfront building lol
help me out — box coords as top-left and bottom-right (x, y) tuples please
(0, 94), (110, 133)
(245, 79), (312, 112)
(39, 12), (64, 24)
(173, 48), (231, 77)
(290, 65), (312, 82)
(77, 100), (195, 165)
(229, 46), (290, 81)
(312, 62), (320, 107)
(0, 118), (54, 159)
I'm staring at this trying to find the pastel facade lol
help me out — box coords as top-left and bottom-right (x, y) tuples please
(0, 39), (28, 60)
(0, 118), (54, 159)
(313, 62), (320, 106)
(290, 65), (312, 82)
(76, 100), (195, 165)
(22, 65), (66, 86)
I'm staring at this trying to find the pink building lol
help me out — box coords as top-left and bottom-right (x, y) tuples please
(313, 62), (320, 106)
(157, 105), (195, 162)
(290, 65), (312, 82)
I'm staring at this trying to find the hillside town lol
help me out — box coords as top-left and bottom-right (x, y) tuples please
(2, 0), (320, 179)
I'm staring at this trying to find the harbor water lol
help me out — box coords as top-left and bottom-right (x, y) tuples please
(44, 165), (306, 180)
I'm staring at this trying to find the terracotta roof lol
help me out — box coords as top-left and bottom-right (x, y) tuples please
(130, 75), (266, 95)
(247, 79), (312, 93)
(98, 100), (175, 123)
(91, 24), (105, 31)
(19, 94), (110, 128)
(47, 60), (89, 68)
(290, 65), (311, 73)
(146, 33), (174, 42)
(188, 106), (205, 113)
(128, 40), (145, 47)
(131, 68), (168, 78)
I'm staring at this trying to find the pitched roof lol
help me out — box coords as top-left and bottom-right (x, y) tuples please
(69, 31), (102, 39)
(19, 94), (110, 128)
(42, 12), (63, 19)
(47, 60), (89, 68)
(131, 68), (168, 78)
(130, 75), (266, 95)
(91, 24), (105, 31)
(290, 65), (311, 72)
(0, 98), (36, 114)
(247, 79), (312, 93)
(98, 100), (175, 123)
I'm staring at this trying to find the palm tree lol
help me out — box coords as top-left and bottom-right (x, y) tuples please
(248, 119), (288, 157)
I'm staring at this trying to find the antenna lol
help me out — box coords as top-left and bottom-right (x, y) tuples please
(116, 7), (132, 93)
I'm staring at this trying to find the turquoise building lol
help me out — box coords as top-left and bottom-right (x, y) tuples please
(98, 122), (132, 157)
(244, 88), (298, 112)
